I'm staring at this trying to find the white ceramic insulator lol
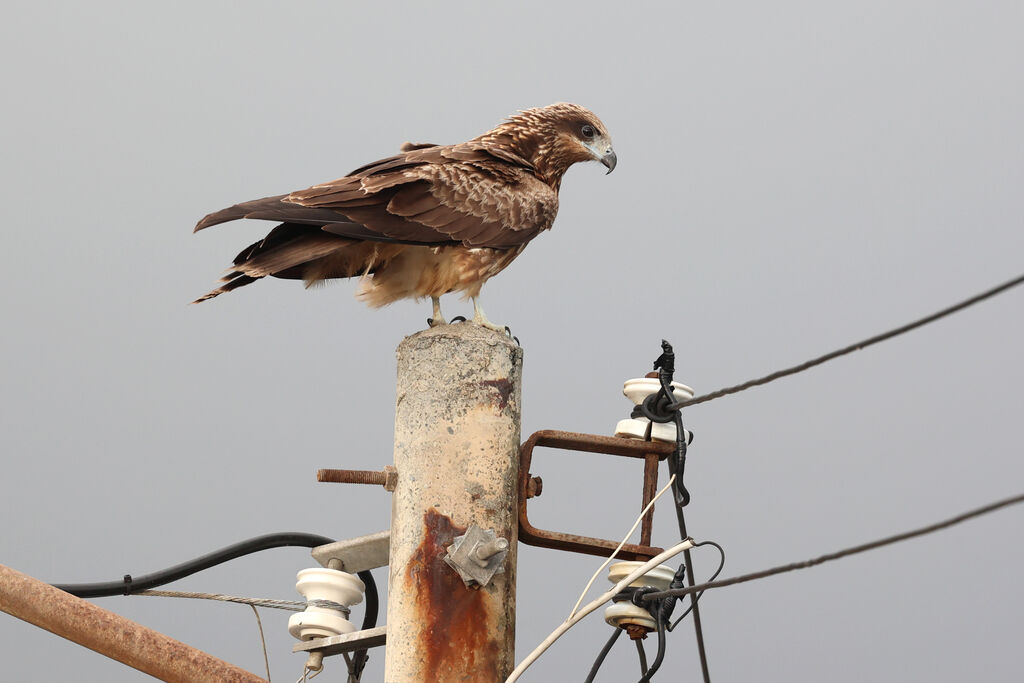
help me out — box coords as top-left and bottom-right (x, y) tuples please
(614, 377), (694, 444)
(287, 567), (365, 641)
(603, 561), (676, 632)
(604, 600), (658, 631)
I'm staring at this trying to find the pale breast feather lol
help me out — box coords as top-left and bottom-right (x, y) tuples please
(417, 163), (559, 248)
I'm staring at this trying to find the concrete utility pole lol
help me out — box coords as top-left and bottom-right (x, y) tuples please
(384, 324), (523, 682)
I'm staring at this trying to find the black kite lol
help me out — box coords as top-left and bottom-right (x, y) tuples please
(193, 103), (616, 329)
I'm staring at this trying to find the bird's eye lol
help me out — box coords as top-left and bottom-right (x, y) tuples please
(581, 124), (596, 139)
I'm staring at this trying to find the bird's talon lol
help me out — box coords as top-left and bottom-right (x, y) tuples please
(473, 320), (509, 333)
(427, 317), (448, 328)
(450, 315), (467, 324)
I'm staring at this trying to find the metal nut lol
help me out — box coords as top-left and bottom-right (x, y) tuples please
(382, 465), (398, 492)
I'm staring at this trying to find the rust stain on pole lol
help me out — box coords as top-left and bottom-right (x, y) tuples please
(0, 563), (266, 683)
(406, 509), (499, 681)
(480, 378), (514, 410)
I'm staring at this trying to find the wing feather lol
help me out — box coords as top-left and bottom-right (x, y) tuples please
(196, 143), (558, 251)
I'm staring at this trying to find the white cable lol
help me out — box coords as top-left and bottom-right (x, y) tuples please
(505, 538), (695, 683)
(568, 474), (677, 618)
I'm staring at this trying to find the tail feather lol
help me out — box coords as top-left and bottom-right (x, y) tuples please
(192, 274), (260, 303)
(194, 195), (289, 232)
(192, 222), (397, 303)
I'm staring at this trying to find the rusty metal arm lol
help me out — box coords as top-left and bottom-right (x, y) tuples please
(0, 563), (266, 683)
(518, 430), (674, 562)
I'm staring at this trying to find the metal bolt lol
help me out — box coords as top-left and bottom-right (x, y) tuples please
(469, 537), (510, 568)
(625, 623), (650, 640)
(317, 465), (398, 491)
(526, 475), (543, 499)
(444, 525), (510, 587)
(304, 650), (324, 672)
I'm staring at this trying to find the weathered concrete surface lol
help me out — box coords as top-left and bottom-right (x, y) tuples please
(384, 324), (523, 682)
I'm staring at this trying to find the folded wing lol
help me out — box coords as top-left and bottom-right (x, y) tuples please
(192, 143), (558, 302)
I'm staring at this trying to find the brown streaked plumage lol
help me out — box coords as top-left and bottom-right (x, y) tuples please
(192, 103), (616, 329)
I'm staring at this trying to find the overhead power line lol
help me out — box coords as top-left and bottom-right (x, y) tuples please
(674, 272), (1024, 409)
(643, 491), (1024, 602)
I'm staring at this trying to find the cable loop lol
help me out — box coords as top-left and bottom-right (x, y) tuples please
(633, 393), (677, 423)
(629, 586), (660, 608)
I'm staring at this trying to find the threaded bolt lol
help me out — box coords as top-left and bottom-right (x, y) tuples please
(317, 465), (398, 491)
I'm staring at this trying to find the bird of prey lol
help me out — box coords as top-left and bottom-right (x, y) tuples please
(193, 102), (616, 330)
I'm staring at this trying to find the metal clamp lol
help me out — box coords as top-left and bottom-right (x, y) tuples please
(444, 524), (510, 588)
(517, 430), (673, 561)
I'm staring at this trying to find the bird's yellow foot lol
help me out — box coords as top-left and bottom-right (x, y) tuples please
(471, 298), (516, 342)
(427, 297), (447, 327)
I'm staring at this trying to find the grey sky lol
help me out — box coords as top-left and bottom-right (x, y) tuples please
(2, 1), (1022, 681)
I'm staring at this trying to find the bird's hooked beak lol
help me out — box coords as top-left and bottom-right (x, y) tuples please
(584, 137), (617, 174)
(601, 148), (617, 174)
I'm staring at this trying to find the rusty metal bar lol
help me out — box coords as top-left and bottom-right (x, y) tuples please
(384, 325), (522, 682)
(0, 563), (266, 683)
(518, 430), (673, 561)
(524, 429), (675, 459)
(640, 453), (660, 547)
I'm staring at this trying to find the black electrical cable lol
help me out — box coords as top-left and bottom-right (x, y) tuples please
(668, 541), (726, 632)
(635, 638), (649, 675)
(637, 606), (668, 683)
(348, 568), (379, 683)
(52, 532), (381, 680)
(583, 628), (623, 683)
(647, 343), (712, 683)
(54, 532), (337, 598)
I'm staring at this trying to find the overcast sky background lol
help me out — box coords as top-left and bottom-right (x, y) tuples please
(2, 2), (1022, 681)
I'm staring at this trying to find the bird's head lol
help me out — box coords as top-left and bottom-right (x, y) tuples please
(482, 103), (616, 186)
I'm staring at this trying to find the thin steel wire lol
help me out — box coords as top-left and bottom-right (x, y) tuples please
(135, 589), (347, 614)
(643, 492), (1024, 602)
(672, 272), (1024, 409)
(248, 604), (271, 682)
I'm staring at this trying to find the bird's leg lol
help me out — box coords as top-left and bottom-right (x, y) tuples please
(427, 296), (447, 327)
(471, 297), (508, 333)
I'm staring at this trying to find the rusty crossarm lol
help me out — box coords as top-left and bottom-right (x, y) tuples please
(0, 563), (266, 683)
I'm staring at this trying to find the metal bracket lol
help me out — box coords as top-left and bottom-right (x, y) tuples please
(292, 625), (387, 656)
(443, 524), (509, 587)
(311, 530), (390, 573)
(518, 430), (673, 561)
